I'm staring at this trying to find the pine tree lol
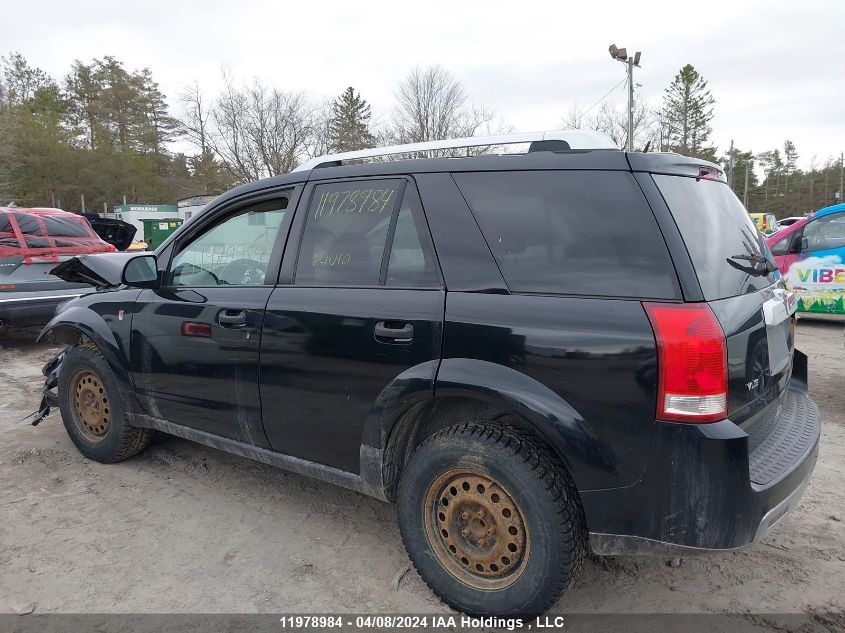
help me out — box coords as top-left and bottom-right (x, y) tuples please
(328, 87), (375, 152)
(783, 140), (799, 197)
(660, 64), (716, 160)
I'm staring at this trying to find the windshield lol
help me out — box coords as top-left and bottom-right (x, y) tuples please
(653, 175), (778, 300)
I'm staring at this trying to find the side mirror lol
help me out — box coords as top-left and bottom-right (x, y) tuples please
(799, 236), (809, 252)
(123, 255), (158, 289)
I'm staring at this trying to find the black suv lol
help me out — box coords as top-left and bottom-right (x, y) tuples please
(36, 132), (820, 616)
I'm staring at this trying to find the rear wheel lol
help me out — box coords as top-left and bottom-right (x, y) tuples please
(58, 344), (150, 463)
(398, 423), (586, 616)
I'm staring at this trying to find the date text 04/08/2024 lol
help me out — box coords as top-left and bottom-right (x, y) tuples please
(277, 615), (569, 630)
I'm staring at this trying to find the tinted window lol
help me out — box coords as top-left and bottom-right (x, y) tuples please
(803, 212), (845, 252)
(295, 180), (402, 286)
(654, 175), (778, 300)
(453, 171), (679, 298)
(41, 216), (91, 237)
(169, 198), (288, 286)
(12, 213), (40, 234)
(386, 186), (439, 287)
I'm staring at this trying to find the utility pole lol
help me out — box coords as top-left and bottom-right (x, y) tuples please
(743, 162), (749, 208)
(727, 139), (735, 188)
(627, 57), (634, 153)
(840, 152), (844, 204)
(608, 45), (641, 152)
(80, 193), (85, 213)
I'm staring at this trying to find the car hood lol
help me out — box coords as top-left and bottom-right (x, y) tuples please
(50, 252), (142, 288)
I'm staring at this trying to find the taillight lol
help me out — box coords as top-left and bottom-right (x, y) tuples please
(644, 302), (727, 423)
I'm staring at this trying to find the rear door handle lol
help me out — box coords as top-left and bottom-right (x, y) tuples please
(374, 321), (414, 343)
(218, 310), (247, 328)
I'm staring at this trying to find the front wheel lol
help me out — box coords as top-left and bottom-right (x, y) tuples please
(397, 423), (586, 616)
(58, 343), (150, 463)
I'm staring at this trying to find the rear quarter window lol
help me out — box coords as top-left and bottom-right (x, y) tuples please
(452, 170), (680, 299)
(653, 175), (778, 300)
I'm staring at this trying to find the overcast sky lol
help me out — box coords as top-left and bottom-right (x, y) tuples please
(2, 0), (843, 170)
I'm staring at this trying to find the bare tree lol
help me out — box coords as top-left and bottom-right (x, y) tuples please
(179, 82), (212, 155)
(205, 71), (324, 183)
(389, 66), (496, 149)
(563, 97), (659, 151)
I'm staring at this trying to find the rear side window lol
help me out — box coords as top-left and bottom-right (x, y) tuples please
(295, 179), (440, 288)
(41, 215), (91, 237)
(386, 185), (439, 287)
(453, 171), (679, 298)
(296, 180), (403, 286)
(653, 175), (778, 300)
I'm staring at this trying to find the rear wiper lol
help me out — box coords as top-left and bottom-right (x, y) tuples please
(726, 253), (778, 276)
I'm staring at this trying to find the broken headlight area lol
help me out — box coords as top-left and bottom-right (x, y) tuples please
(32, 349), (64, 426)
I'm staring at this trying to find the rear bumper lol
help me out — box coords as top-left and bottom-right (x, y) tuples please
(584, 375), (820, 555)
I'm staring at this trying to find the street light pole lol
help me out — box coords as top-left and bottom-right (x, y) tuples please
(743, 162), (749, 208)
(627, 56), (634, 153)
(609, 45), (641, 152)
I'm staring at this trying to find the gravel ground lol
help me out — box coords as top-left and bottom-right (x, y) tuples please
(0, 321), (843, 627)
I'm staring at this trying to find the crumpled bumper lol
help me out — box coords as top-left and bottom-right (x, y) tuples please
(32, 349), (64, 426)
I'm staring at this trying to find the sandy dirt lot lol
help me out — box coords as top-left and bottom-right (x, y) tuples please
(0, 321), (843, 626)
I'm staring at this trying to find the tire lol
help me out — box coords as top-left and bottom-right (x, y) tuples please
(58, 343), (151, 463)
(398, 423), (586, 616)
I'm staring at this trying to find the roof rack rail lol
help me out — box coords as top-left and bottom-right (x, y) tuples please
(293, 129), (618, 172)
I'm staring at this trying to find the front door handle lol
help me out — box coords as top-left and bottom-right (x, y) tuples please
(218, 309), (247, 328)
(374, 321), (414, 343)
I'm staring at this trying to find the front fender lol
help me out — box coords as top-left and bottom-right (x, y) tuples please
(38, 305), (132, 394)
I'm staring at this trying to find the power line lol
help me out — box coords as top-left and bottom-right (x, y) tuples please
(582, 77), (627, 117)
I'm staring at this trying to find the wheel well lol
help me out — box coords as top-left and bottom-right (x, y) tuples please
(382, 396), (570, 502)
(42, 324), (91, 347)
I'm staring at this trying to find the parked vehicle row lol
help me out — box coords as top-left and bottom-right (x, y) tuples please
(0, 208), (118, 336)
(33, 131), (819, 616)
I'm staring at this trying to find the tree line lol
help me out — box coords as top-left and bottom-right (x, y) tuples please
(566, 63), (843, 217)
(0, 51), (840, 218)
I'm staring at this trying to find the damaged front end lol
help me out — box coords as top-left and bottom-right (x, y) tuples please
(32, 349), (65, 425)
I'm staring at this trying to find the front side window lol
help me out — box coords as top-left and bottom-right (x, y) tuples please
(168, 198), (288, 286)
(771, 235), (791, 256)
(802, 213), (845, 252)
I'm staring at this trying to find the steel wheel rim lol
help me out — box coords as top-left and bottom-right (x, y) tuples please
(69, 369), (111, 443)
(424, 468), (530, 590)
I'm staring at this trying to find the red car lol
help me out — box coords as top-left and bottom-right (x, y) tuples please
(0, 207), (116, 336)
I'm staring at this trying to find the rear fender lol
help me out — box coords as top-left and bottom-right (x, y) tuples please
(359, 360), (440, 500)
(433, 359), (605, 491)
(370, 358), (609, 499)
